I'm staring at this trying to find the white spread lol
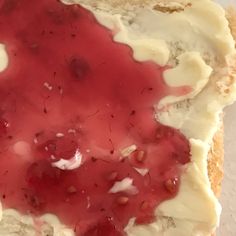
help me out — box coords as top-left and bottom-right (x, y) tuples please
(0, 44), (8, 73)
(1, 0), (236, 235)
(159, 52), (213, 106)
(134, 167), (149, 176)
(51, 149), (82, 170)
(109, 177), (139, 195)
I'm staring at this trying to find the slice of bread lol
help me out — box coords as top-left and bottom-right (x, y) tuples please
(0, 1), (235, 236)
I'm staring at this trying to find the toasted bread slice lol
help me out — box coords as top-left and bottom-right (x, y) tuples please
(0, 1), (235, 236)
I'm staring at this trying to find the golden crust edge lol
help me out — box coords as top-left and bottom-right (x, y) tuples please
(208, 125), (224, 236)
(208, 124), (224, 198)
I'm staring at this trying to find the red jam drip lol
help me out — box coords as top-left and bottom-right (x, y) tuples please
(0, 0), (190, 235)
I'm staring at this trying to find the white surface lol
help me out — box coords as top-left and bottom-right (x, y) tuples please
(219, 104), (236, 236)
(217, 0), (236, 6)
(217, 0), (236, 235)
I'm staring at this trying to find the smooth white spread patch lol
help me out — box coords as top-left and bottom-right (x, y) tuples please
(159, 52), (213, 106)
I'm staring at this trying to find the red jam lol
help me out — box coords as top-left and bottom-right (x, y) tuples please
(0, 0), (190, 235)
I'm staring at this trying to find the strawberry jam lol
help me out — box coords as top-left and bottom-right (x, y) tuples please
(0, 0), (190, 235)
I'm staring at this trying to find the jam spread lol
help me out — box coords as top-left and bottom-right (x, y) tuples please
(0, 0), (190, 235)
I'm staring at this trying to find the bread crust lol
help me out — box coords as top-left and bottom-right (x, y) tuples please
(208, 125), (224, 197)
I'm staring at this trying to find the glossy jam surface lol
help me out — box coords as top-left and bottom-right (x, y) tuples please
(0, 0), (190, 235)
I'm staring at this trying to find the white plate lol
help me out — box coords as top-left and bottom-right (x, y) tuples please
(216, 1), (236, 235)
(217, 0), (236, 6)
(219, 105), (236, 236)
